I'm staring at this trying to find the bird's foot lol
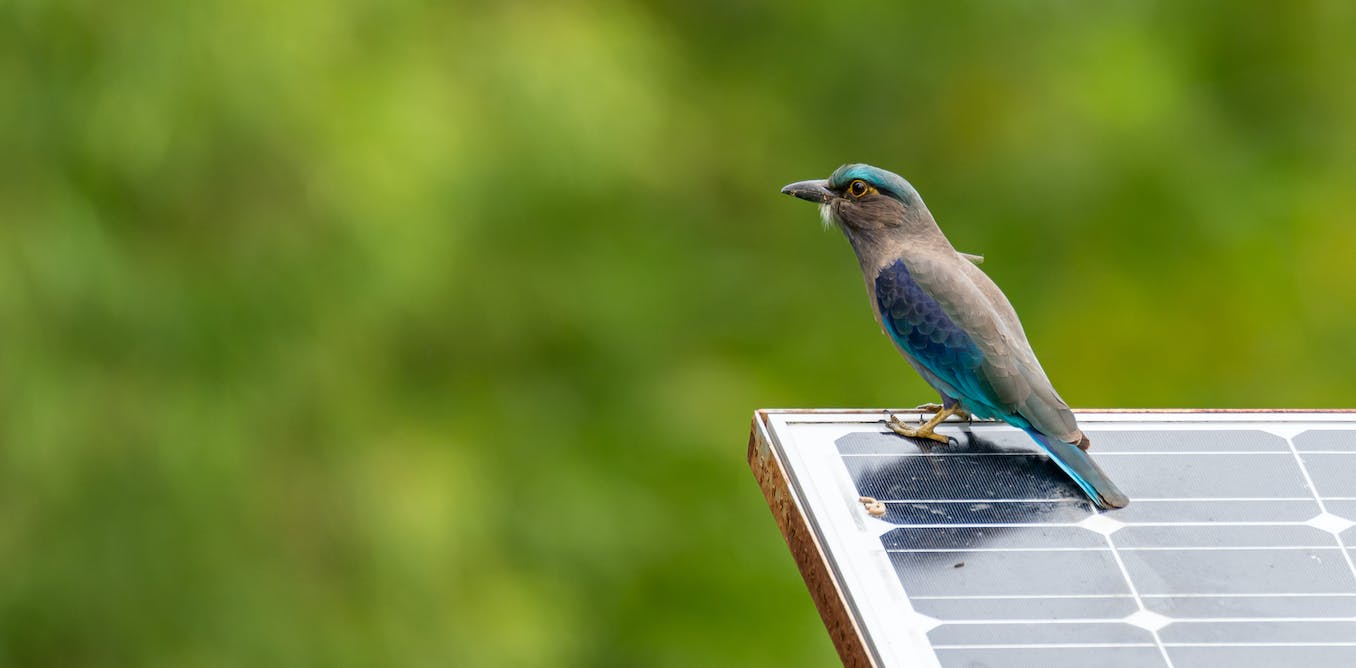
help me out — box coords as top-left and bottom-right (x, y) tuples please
(885, 410), (953, 444)
(915, 402), (972, 422)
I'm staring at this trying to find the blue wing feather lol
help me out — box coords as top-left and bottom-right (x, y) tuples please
(874, 260), (1012, 422)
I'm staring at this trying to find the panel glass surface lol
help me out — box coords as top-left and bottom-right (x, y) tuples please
(763, 413), (1356, 668)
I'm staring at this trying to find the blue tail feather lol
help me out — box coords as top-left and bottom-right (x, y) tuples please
(1024, 429), (1130, 509)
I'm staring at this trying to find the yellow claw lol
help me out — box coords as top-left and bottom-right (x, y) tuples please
(886, 407), (958, 443)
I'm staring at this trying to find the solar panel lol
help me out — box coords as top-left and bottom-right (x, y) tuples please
(748, 410), (1356, 668)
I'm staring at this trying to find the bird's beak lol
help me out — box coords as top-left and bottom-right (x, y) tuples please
(780, 179), (833, 204)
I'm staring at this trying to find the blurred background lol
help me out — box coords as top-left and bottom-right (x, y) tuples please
(4, 1), (1356, 665)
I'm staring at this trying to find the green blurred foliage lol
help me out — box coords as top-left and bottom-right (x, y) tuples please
(3, 0), (1356, 665)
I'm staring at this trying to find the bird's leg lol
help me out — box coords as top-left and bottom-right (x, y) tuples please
(916, 401), (972, 422)
(886, 406), (958, 443)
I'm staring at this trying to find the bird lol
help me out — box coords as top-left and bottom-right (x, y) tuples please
(781, 163), (1129, 509)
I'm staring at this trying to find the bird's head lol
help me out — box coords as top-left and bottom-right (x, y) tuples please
(780, 163), (926, 239)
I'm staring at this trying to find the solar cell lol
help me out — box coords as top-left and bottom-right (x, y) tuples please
(749, 411), (1356, 668)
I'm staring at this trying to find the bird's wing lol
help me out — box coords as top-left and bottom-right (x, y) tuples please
(875, 257), (1081, 442)
(874, 258), (995, 410)
(954, 260), (1082, 442)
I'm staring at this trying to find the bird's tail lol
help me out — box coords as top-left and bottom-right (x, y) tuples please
(1024, 429), (1130, 509)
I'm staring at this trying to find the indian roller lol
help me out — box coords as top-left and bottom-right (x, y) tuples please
(781, 164), (1129, 509)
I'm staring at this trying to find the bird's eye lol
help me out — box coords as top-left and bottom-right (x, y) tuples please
(848, 180), (869, 198)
